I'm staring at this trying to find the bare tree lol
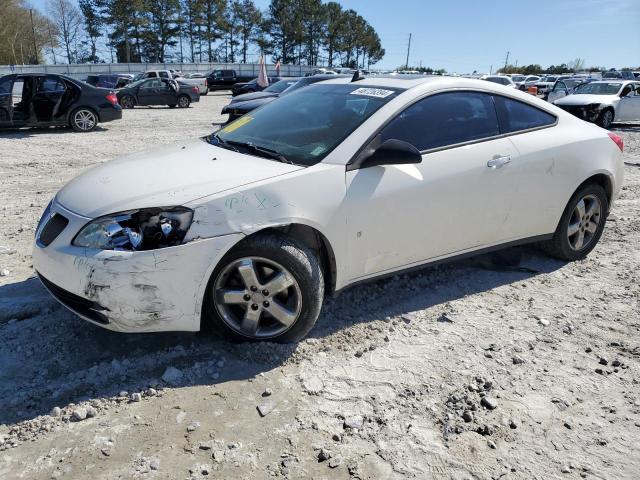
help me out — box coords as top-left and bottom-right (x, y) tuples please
(47, 0), (83, 63)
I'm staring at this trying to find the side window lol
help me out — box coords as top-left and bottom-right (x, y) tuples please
(380, 92), (500, 151)
(494, 96), (556, 133)
(38, 77), (66, 93)
(159, 71), (169, 78)
(620, 84), (633, 97)
(0, 76), (13, 94)
(555, 81), (566, 91)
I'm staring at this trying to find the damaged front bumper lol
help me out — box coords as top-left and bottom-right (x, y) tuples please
(32, 200), (243, 332)
(556, 104), (602, 123)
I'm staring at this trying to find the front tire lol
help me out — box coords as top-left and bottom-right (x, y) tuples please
(120, 95), (135, 109)
(203, 233), (324, 343)
(597, 108), (614, 129)
(177, 95), (191, 108)
(70, 108), (98, 132)
(542, 183), (608, 261)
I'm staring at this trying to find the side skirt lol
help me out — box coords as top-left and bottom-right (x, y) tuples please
(334, 234), (553, 295)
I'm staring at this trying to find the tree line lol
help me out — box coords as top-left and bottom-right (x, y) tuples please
(497, 58), (638, 75)
(0, 0), (385, 69)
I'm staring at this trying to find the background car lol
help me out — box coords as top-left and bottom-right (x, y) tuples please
(603, 70), (636, 80)
(116, 78), (200, 109)
(0, 73), (121, 132)
(221, 74), (346, 122)
(132, 70), (207, 95)
(534, 75), (571, 99)
(554, 80), (640, 128)
(481, 75), (517, 88)
(231, 77), (280, 96)
(515, 75), (541, 91)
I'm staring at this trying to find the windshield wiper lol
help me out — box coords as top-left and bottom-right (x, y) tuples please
(209, 133), (239, 152)
(226, 140), (294, 165)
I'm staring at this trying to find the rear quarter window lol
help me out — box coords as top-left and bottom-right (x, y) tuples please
(494, 96), (556, 133)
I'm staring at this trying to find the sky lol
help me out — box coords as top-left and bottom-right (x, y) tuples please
(29, 0), (640, 73)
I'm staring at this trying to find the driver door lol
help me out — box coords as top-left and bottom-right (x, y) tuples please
(0, 75), (14, 126)
(547, 81), (568, 103)
(344, 91), (519, 281)
(617, 83), (640, 121)
(137, 79), (161, 105)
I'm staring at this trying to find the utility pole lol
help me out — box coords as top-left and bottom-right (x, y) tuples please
(490, 64), (493, 74)
(29, 9), (38, 64)
(504, 51), (510, 70)
(405, 33), (412, 69)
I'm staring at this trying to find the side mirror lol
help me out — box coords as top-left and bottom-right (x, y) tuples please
(353, 138), (422, 170)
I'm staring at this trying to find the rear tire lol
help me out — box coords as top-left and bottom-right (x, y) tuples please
(597, 108), (614, 129)
(177, 95), (191, 108)
(203, 232), (324, 343)
(541, 183), (608, 261)
(70, 108), (98, 132)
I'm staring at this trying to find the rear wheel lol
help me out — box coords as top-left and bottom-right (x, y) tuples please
(204, 233), (324, 343)
(70, 108), (98, 132)
(120, 95), (135, 109)
(541, 183), (608, 261)
(177, 95), (191, 108)
(597, 108), (614, 129)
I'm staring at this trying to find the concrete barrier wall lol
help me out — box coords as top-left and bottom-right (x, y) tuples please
(0, 63), (319, 80)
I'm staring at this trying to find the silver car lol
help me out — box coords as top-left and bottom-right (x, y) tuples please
(553, 80), (640, 128)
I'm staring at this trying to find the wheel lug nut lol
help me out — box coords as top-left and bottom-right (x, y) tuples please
(250, 286), (258, 292)
(263, 301), (270, 308)
(243, 294), (251, 301)
(262, 289), (269, 296)
(251, 304), (259, 311)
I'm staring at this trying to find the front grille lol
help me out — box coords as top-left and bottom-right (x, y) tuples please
(38, 214), (68, 246)
(37, 273), (110, 324)
(557, 105), (589, 120)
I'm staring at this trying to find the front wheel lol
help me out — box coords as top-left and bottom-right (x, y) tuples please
(541, 183), (608, 261)
(204, 233), (324, 343)
(177, 95), (191, 108)
(70, 108), (98, 132)
(120, 95), (135, 109)
(597, 108), (614, 129)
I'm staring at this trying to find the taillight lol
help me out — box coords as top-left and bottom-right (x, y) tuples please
(106, 92), (118, 105)
(608, 132), (623, 152)
(204, 79), (208, 87)
(192, 86), (199, 93)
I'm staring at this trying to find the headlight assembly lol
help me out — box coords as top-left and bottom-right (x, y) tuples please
(73, 207), (193, 251)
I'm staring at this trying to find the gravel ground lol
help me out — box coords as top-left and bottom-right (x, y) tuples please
(1, 95), (639, 480)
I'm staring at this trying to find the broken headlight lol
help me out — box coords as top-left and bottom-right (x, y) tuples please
(73, 207), (193, 251)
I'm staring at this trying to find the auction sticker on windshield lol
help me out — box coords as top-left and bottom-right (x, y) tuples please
(350, 87), (394, 98)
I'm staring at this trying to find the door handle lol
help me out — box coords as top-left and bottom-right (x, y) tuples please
(487, 155), (512, 169)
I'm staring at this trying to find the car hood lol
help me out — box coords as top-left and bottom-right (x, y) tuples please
(231, 91), (278, 103)
(56, 139), (303, 218)
(223, 97), (276, 113)
(553, 94), (616, 106)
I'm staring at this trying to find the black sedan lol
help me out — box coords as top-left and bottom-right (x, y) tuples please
(0, 73), (122, 132)
(222, 75), (345, 122)
(116, 78), (200, 109)
(231, 76), (280, 96)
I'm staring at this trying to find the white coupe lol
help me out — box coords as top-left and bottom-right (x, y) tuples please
(33, 76), (624, 342)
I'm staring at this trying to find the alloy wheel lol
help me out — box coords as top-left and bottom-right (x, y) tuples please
(178, 96), (190, 108)
(213, 257), (302, 339)
(601, 110), (613, 128)
(74, 110), (96, 131)
(567, 194), (601, 251)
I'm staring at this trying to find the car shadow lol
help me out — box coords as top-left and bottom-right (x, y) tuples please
(0, 125), (108, 138)
(0, 246), (564, 426)
(611, 122), (640, 133)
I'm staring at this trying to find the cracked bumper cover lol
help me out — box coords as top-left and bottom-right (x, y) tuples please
(32, 201), (243, 333)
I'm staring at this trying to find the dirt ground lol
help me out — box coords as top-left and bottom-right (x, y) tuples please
(1, 93), (639, 480)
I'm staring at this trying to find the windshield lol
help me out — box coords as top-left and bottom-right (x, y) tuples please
(125, 79), (147, 89)
(511, 75), (525, 82)
(265, 79), (298, 93)
(543, 76), (557, 82)
(574, 82), (622, 95)
(209, 84), (399, 166)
